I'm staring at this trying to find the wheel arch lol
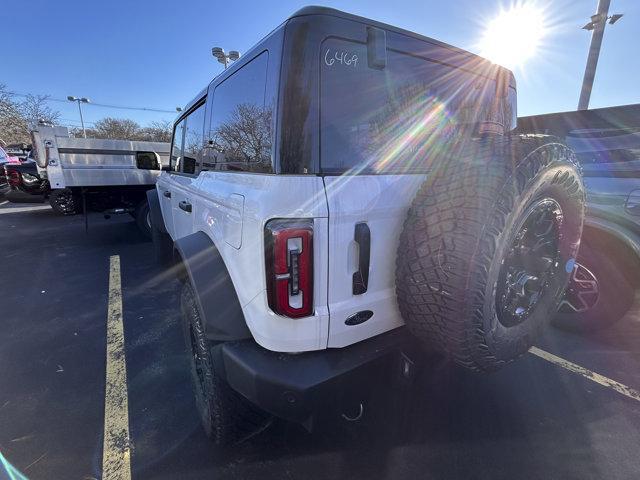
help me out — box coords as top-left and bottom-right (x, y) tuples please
(582, 216), (640, 286)
(173, 231), (252, 342)
(146, 188), (167, 234)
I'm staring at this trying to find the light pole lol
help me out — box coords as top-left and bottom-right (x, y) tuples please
(211, 47), (241, 69)
(67, 96), (90, 137)
(577, 0), (623, 110)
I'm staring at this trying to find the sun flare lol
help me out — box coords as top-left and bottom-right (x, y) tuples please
(479, 3), (547, 69)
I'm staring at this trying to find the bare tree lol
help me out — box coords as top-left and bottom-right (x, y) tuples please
(71, 117), (172, 142)
(138, 120), (172, 142)
(96, 117), (141, 139)
(74, 117), (141, 140)
(0, 85), (64, 145)
(212, 104), (272, 164)
(20, 94), (61, 127)
(0, 84), (29, 145)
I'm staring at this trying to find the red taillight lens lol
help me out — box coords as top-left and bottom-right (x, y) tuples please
(265, 219), (313, 318)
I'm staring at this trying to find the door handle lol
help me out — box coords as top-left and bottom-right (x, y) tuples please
(178, 200), (192, 213)
(352, 222), (371, 295)
(163, 190), (171, 198)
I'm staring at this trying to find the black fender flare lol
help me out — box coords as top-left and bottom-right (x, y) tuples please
(146, 188), (167, 234)
(174, 231), (252, 342)
(584, 211), (640, 259)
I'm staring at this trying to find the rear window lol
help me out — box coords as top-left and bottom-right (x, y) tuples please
(320, 38), (514, 174)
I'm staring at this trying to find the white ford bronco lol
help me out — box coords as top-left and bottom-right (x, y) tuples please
(149, 6), (585, 445)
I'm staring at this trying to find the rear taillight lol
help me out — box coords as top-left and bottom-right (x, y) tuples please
(265, 219), (313, 318)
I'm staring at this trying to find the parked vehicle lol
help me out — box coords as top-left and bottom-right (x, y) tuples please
(0, 145), (21, 196)
(4, 159), (49, 202)
(519, 104), (640, 332)
(4, 143), (31, 161)
(149, 6), (585, 445)
(30, 125), (170, 236)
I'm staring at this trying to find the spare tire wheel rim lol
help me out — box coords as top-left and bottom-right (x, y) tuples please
(496, 198), (563, 327)
(558, 262), (599, 313)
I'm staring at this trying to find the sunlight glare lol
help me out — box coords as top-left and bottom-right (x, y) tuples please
(479, 3), (547, 69)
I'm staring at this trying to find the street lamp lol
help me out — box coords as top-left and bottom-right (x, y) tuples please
(211, 47), (241, 69)
(577, 0), (623, 110)
(67, 96), (90, 138)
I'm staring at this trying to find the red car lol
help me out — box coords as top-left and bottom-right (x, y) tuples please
(0, 145), (21, 195)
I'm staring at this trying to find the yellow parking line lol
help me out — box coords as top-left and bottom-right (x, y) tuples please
(102, 255), (132, 480)
(529, 346), (640, 402)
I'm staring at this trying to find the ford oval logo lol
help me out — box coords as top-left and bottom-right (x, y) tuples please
(345, 310), (374, 326)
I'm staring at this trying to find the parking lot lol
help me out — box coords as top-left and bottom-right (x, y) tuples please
(2, 199), (640, 480)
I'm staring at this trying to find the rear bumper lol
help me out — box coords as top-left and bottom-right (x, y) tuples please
(215, 327), (414, 428)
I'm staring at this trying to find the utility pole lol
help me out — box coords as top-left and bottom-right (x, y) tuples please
(67, 96), (90, 137)
(577, 0), (623, 110)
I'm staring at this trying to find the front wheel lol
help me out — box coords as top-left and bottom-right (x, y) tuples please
(180, 283), (271, 446)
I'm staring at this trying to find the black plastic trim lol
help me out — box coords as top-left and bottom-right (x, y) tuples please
(178, 200), (192, 213)
(352, 222), (371, 295)
(174, 231), (252, 341)
(218, 327), (412, 427)
(146, 188), (167, 234)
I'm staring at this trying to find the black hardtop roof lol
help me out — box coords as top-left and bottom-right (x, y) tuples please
(290, 6), (481, 61)
(178, 5), (509, 119)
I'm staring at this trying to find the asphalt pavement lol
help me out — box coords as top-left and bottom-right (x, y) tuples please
(1, 199), (640, 480)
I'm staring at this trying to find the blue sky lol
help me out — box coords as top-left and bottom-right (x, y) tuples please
(2, 0), (638, 129)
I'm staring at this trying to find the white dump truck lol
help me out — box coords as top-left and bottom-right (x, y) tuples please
(30, 124), (170, 236)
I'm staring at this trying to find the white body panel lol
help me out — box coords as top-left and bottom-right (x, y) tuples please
(157, 171), (330, 352)
(159, 169), (428, 352)
(323, 175), (425, 347)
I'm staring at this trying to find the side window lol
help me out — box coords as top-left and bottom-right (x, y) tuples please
(566, 127), (640, 165)
(136, 151), (160, 170)
(170, 119), (185, 172)
(183, 102), (206, 175)
(205, 51), (273, 173)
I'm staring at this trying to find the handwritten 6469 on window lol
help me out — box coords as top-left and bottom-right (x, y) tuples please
(324, 48), (359, 68)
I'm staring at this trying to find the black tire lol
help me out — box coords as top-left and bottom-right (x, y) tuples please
(49, 188), (79, 215)
(180, 282), (271, 446)
(553, 240), (634, 333)
(396, 135), (585, 372)
(134, 200), (152, 239)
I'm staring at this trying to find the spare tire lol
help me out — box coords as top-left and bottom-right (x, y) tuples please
(396, 134), (585, 372)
